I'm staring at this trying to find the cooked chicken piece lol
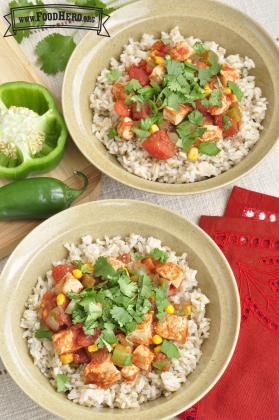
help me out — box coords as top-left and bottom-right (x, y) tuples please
(132, 344), (154, 371)
(163, 104), (192, 126)
(209, 95), (232, 116)
(155, 262), (184, 288)
(220, 63), (240, 86)
(117, 117), (134, 141)
(149, 64), (165, 84)
(83, 349), (121, 388)
(54, 272), (83, 296)
(52, 326), (82, 355)
(112, 82), (126, 100)
(198, 124), (223, 143)
(155, 314), (188, 344)
(121, 364), (140, 382)
(127, 311), (153, 346)
(107, 256), (127, 270)
(170, 41), (194, 61)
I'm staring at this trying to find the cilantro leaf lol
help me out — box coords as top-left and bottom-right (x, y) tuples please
(222, 115), (233, 130)
(188, 110), (204, 126)
(154, 283), (169, 322)
(201, 89), (222, 107)
(56, 374), (69, 393)
(166, 59), (184, 76)
(35, 34), (76, 75)
(166, 92), (185, 111)
(118, 274), (137, 298)
(140, 116), (158, 131)
(72, 306), (86, 324)
(132, 127), (150, 139)
(125, 79), (142, 94)
(198, 142), (221, 156)
(150, 248), (168, 263)
(208, 51), (222, 76)
(139, 274), (152, 299)
(107, 69), (121, 83)
(193, 41), (206, 55)
(34, 328), (53, 339)
(110, 306), (132, 328)
(108, 127), (117, 139)
(94, 257), (116, 279)
(198, 67), (212, 87)
(228, 81), (244, 101)
(161, 340), (181, 359)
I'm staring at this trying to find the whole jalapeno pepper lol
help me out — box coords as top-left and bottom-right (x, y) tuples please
(0, 171), (88, 220)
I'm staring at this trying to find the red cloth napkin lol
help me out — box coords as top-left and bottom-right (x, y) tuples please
(180, 187), (279, 420)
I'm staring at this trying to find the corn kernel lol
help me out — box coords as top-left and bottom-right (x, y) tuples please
(223, 87), (232, 95)
(204, 84), (212, 96)
(146, 56), (152, 62)
(84, 263), (94, 273)
(60, 354), (73, 364)
(56, 293), (66, 306)
(186, 304), (192, 316)
(164, 304), (175, 315)
(87, 344), (98, 353)
(154, 56), (165, 65)
(154, 345), (162, 353)
(152, 334), (163, 345)
(149, 124), (160, 134)
(72, 269), (83, 279)
(186, 59), (192, 63)
(187, 147), (199, 161)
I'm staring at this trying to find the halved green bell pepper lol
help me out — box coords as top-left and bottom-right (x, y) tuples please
(0, 81), (68, 179)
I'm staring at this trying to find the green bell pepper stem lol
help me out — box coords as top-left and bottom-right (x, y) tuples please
(0, 171), (88, 220)
(0, 81), (68, 179)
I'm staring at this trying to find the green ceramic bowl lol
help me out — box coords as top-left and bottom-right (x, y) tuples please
(0, 200), (240, 419)
(62, 0), (279, 195)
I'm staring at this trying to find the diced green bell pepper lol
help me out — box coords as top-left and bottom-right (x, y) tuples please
(112, 345), (132, 367)
(0, 81), (68, 179)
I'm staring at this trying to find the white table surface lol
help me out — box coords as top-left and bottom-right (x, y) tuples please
(0, 0), (278, 418)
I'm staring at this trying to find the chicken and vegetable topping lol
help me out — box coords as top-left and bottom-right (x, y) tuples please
(107, 38), (243, 161)
(36, 248), (191, 390)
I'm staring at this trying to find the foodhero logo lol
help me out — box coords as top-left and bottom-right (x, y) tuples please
(4, 3), (110, 38)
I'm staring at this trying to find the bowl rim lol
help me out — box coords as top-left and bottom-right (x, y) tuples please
(62, 0), (279, 195)
(0, 199), (241, 419)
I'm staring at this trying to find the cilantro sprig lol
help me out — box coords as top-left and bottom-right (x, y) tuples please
(150, 248), (168, 263)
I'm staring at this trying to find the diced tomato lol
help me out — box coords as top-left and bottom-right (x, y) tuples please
(215, 115), (239, 138)
(76, 328), (101, 347)
(114, 100), (131, 117)
(168, 284), (178, 296)
(142, 130), (177, 160)
(203, 113), (214, 125)
(40, 291), (57, 320)
(131, 102), (152, 120)
(128, 64), (149, 86)
(52, 264), (74, 283)
(118, 253), (131, 264)
(73, 349), (91, 364)
(112, 82), (126, 101)
(142, 258), (156, 274)
(151, 40), (171, 57)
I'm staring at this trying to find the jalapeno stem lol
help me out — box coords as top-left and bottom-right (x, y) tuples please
(65, 171), (89, 206)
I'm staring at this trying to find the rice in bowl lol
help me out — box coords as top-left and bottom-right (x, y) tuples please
(21, 234), (210, 409)
(90, 26), (267, 184)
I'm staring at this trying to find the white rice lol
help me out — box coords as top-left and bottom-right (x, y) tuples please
(90, 26), (267, 183)
(21, 234), (210, 409)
